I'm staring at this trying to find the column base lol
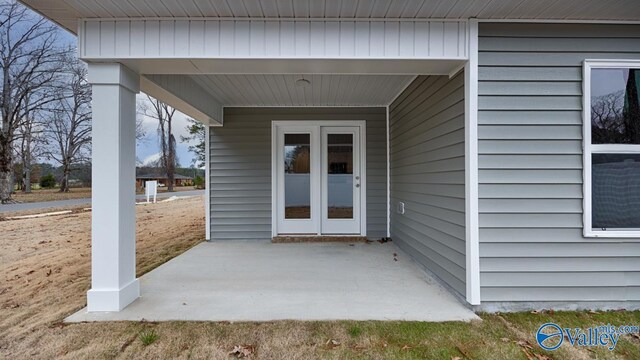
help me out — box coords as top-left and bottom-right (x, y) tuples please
(87, 278), (140, 312)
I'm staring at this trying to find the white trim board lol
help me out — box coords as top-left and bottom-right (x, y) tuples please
(205, 125), (211, 241)
(386, 106), (391, 238)
(464, 19), (480, 306)
(582, 59), (640, 240)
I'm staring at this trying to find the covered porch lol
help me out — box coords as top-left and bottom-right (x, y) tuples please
(68, 241), (478, 322)
(81, 17), (480, 315)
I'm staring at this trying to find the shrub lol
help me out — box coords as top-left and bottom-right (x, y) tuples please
(39, 174), (56, 189)
(193, 175), (204, 189)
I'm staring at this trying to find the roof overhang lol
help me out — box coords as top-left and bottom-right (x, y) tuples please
(19, 0), (640, 35)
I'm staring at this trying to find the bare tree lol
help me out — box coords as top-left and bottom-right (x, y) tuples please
(14, 95), (47, 192)
(591, 90), (625, 143)
(142, 95), (178, 191)
(0, 1), (65, 202)
(45, 57), (91, 192)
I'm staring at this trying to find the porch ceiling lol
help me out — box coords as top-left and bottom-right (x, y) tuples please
(20, 0), (640, 34)
(190, 74), (415, 107)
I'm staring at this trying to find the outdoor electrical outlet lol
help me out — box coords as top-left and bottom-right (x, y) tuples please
(397, 202), (405, 215)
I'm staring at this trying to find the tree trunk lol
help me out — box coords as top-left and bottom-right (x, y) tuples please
(59, 163), (70, 192)
(22, 138), (32, 193)
(23, 164), (31, 193)
(0, 143), (13, 203)
(167, 133), (175, 192)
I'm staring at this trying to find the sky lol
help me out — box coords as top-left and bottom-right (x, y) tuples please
(39, 7), (200, 169)
(135, 95), (199, 168)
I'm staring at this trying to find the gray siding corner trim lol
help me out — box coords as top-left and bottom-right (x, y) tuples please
(478, 23), (640, 307)
(209, 107), (387, 241)
(389, 73), (467, 297)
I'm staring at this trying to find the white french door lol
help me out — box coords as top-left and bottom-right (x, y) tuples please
(321, 126), (361, 234)
(274, 122), (365, 236)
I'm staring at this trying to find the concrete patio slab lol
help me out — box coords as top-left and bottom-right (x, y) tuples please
(66, 241), (479, 322)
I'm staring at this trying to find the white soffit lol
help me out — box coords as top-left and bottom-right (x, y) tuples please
(190, 74), (415, 107)
(21, 0), (640, 34)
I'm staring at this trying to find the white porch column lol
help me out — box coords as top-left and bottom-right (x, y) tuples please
(87, 63), (140, 312)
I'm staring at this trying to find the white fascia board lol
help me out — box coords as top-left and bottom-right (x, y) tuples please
(78, 19), (468, 61)
(464, 19), (480, 306)
(141, 75), (222, 126)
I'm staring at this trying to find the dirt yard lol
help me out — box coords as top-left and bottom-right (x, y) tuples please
(1, 196), (639, 359)
(0, 196), (205, 358)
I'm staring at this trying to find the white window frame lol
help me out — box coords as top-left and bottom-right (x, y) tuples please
(583, 59), (640, 238)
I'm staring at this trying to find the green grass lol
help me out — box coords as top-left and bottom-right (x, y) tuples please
(138, 328), (159, 346)
(19, 310), (640, 358)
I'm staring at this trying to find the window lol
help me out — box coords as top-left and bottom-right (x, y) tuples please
(584, 60), (640, 237)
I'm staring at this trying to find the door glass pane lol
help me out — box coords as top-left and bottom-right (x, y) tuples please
(591, 68), (640, 144)
(327, 134), (353, 219)
(592, 153), (640, 229)
(284, 134), (311, 219)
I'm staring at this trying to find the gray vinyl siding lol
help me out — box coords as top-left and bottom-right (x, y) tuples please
(389, 73), (466, 297)
(478, 23), (640, 304)
(209, 107), (387, 241)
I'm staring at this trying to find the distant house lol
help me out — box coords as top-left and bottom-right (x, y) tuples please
(136, 174), (193, 188)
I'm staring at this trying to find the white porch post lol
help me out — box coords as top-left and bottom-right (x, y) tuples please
(87, 63), (140, 312)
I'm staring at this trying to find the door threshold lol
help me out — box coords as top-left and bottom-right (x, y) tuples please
(272, 235), (368, 243)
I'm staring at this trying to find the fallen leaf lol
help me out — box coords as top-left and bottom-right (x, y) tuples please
(516, 340), (534, 350)
(401, 345), (413, 350)
(228, 344), (255, 358)
(326, 339), (341, 348)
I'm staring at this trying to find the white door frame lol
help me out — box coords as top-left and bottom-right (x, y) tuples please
(272, 120), (367, 237)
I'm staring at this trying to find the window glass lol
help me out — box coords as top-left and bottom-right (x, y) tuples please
(284, 134), (311, 219)
(327, 134), (354, 219)
(591, 68), (640, 144)
(592, 153), (640, 229)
